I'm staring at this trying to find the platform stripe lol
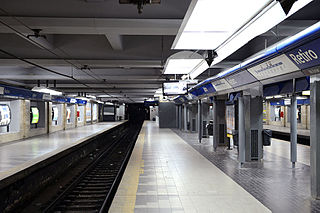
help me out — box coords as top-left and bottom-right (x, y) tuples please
(109, 123), (146, 213)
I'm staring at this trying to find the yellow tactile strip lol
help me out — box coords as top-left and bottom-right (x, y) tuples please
(109, 123), (146, 213)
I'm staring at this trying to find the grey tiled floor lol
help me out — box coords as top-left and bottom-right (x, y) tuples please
(173, 129), (320, 213)
(110, 122), (270, 213)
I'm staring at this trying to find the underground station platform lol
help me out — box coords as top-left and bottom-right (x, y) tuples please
(1, 0), (320, 212)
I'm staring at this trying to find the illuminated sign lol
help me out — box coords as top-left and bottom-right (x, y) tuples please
(52, 107), (59, 121)
(66, 108), (71, 120)
(163, 82), (187, 96)
(0, 105), (11, 126)
(31, 107), (39, 124)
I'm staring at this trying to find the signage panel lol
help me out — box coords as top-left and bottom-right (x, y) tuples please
(211, 79), (232, 91)
(42, 94), (52, 101)
(226, 70), (257, 88)
(286, 38), (320, 70)
(163, 82), (187, 96)
(248, 54), (299, 80)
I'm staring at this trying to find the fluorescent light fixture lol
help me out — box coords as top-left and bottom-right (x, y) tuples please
(32, 86), (62, 96)
(173, 0), (272, 50)
(104, 102), (114, 105)
(75, 96), (89, 101)
(164, 59), (204, 74)
(163, 51), (209, 76)
(212, 0), (312, 67)
(173, 0), (312, 79)
(86, 95), (97, 99)
(297, 96), (308, 100)
(189, 60), (209, 79)
(274, 95), (284, 99)
(302, 90), (310, 96)
(265, 96), (273, 99)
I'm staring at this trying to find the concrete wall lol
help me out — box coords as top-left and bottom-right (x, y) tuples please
(159, 102), (177, 128)
(0, 100), (25, 143)
(265, 101), (310, 130)
(0, 99), (101, 145)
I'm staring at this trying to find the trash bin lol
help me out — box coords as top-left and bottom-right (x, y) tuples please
(263, 129), (272, 146)
(232, 129), (238, 146)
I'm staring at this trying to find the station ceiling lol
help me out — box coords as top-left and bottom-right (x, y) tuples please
(0, 0), (319, 103)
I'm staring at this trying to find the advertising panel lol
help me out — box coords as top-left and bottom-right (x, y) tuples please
(86, 103), (92, 122)
(66, 108), (71, 120)
(30, 107), (39, 124)
(226, 105), (235, 135)
(52, 107), (59, 121)
(92, 104), (98, 121)
(0, 105), (11, 126)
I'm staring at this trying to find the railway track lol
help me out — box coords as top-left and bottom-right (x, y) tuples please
(42, 123), (141, 213)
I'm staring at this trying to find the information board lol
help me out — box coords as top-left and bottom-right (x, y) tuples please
(211, 79), (232, 92)
(248, 54), (299, 80)
(163, 82), (187, 96)
(226, 70), (257, 88)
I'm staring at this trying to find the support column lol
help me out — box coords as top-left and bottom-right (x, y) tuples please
(290, 94), (297, 168)
(238, 96), (246, 163)
(178, 105), (182, 130)
(238, 95), (263, 163)
(176, 105), (179, 128)
(180, 105), (183, 130)
(198, 100), (202, 143)
(212, 97), (218, 151)
(184, 104), (188, 131)
(212, 97), (227, 151)
(311, 81), (320, 198)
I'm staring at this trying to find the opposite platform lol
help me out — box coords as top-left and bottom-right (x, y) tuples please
(110, 121), (270, 213)
(0, 121), (124, 181)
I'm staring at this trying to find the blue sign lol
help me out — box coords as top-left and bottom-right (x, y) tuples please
(202, 83), (216, 94)
(270, 100), (284, 106)
(76, 99), (87, 105)
(0, 84), (43, 100)
(66, 97), (77, 104)
(285, 38), (320, 70)
(52, 95), (68, 103)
